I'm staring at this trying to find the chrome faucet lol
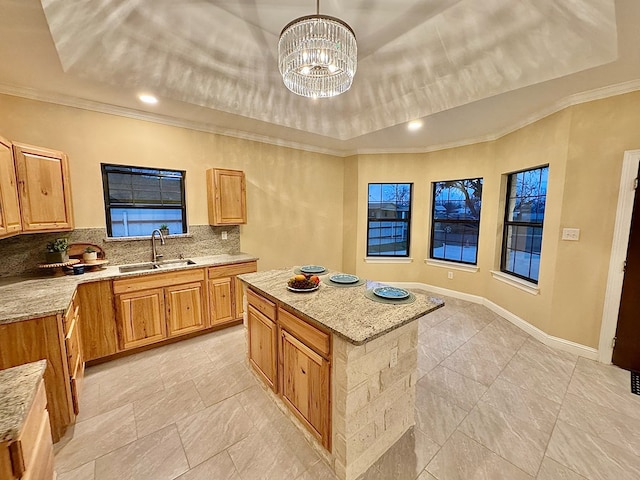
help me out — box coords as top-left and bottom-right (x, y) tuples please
(151, 229), (166, 264)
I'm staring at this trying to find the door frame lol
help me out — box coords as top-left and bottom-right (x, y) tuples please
(599, 149), (640, 364)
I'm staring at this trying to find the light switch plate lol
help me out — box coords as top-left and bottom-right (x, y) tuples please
(221, 231), (228, 240)
(562, 228), (580, 241)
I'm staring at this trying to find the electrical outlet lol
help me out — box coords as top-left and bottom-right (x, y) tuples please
(447, 271), (454, 279)
(562, 228), (580, 241)
(390, 347), (398, 368)
(221, 231), (228, 240)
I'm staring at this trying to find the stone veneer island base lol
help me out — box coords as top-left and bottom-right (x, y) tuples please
(239, 269), (443, 480)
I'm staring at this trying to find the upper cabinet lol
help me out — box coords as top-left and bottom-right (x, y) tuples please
(0, 136), (22, 239)
(13, 142), (74, 232)
(206, 168), (247, 225)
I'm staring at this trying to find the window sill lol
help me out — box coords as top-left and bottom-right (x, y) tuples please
(104, 233), (193, 242)
(364, 257), (413, 264)
(425, 259), (478, 273)
(490, 270), (539, 295)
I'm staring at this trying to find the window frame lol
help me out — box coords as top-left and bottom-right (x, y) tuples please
(500, 165), (549, 284)
(429, 177), (483, 266)
(101, 163), (187, 238)
(366, 183), (413, 258)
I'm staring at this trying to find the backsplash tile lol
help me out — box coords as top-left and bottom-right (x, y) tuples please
(0, 225), (240, 277)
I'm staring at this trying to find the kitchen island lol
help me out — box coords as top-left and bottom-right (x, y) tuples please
(238, 269), (443, 480)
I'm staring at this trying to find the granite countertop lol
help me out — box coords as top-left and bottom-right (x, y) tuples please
(0, 360), (47, 443)
(0, 253), (258, 325)
(238, 268), (443, 345)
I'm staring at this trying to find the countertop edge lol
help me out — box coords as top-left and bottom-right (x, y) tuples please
(0, 360), (47, 443)
(239, 273), (445, 346)
(0, 253), (259, 326)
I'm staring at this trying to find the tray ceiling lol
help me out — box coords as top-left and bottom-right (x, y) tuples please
(0, 0), (638, 154)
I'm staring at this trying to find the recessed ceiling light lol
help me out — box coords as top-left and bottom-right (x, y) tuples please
(138, 94), (158, 104)
(407, 120), (423, 131)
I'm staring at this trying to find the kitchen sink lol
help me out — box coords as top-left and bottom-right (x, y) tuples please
(118, 259), (196, 273)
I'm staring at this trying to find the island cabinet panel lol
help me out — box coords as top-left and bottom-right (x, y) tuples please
(0, 315), (74, 443)
(117, 288), (166, 350)
(77, 281), (118, 361)
(280, 330), (331, 449)
(12, 142), (73, 232)
(1, 381), (55, 480)
(247, 305), (277, 390)
(208, 277), (234, 325)
(165, 281), (206, 337)
(206, 168), (247, 225)
(0, 136), (22, 239)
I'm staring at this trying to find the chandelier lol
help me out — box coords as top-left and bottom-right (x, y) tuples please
(278, 0), (357, 98)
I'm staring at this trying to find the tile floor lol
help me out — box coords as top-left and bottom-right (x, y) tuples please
(54, 295), (640, 480)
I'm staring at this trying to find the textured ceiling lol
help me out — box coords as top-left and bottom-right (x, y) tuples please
(0, 0), (639, 154)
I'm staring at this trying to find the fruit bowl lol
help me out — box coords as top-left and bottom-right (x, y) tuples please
(287, 274), (320, 292)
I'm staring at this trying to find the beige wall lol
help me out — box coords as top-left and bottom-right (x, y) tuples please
(351, 91), (640, 349)
(2, 90), (639, 349)
(0, 94), (345, 272)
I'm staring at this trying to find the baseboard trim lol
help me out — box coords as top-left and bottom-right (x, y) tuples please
(388, 281), (599, 361)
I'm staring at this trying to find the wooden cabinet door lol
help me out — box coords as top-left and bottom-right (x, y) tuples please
(77, 281), (118, 361)
(117, 288), (166, 349)
(280, 330), (330, 448)
(208, 277), (234, 325)
(13, 142), (74, 232)
(247, 305), (277, 390)
(165, 281), (206, 337)
(207, 168), (246, 225)
(0, 137), (22, 238)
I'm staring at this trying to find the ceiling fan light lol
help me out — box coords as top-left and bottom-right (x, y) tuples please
(278, 11), (357, 98)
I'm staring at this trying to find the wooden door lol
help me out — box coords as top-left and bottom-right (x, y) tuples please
(280, 330), (330, 448)
(208, 277), (234, 325)
(165, 282), (206, 337)
(207, 168), (247, 225)
(117, 288), (166, 349)
(13, 142), (74, 232)
(247, 305), (277, 390)
(0, 136), (22, 238)
(613, 165), (640, 371)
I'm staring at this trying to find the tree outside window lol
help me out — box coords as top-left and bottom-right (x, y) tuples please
(431, 178), (483, 264)
(367, 183), (412, 257)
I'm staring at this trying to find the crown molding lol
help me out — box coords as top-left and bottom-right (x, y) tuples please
(350, 79), (640, 156)
(1, 79), (639, 159)
(0, 83), (345, 158)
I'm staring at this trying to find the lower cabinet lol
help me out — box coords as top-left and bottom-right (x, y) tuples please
(208, 277), (234, 325)
(246, 288), (332, 450)
(207, 261), (257, 326)
(280, 330), (330, 448)
(0, 380), (55, 480)
(247, 305), (277, 390)
(114, 270), (205, 350)
(117, 288), (167, 350)
(166, 282), (206, 337)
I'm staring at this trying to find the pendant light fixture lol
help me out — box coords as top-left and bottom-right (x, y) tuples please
(278, 0), (357, 98)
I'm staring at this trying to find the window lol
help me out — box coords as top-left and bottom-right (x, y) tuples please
(501, 165), (549, 283)
(101, 164), (187, 238)
(367, 183), (412, 257)
(431, 178), (483, 264)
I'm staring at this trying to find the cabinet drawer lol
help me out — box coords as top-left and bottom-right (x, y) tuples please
(208, 261), (256, 279)
(63, 291), (78, 335)
(113, 268), (205, 294)
(247, 289), (276, 321)
(278, 307), (330, 358)
(65, 315), (81, 375)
